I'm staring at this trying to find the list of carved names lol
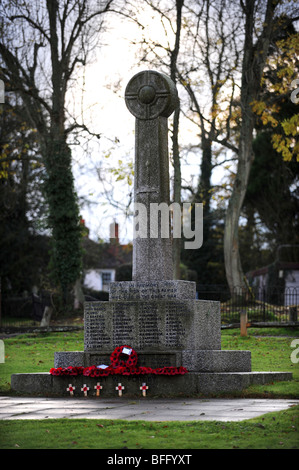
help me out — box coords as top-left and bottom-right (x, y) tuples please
(85, 301), (187, 350)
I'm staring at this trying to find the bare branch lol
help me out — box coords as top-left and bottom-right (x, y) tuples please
(9, 14), (51, 42)
(64, 121), (101, 140)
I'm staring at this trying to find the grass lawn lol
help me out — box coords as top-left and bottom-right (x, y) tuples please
(0, 406), (298, 449)
(221, 327), (299, 398)
(0, 326), (298, 449)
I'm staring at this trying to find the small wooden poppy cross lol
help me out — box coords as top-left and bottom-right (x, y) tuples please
(94, 382), (103, 397)
(140, 383), (148, 397)
(67, 384), (75, 396)
(81, 384), (89, 397)
(116, 383), (124, 396)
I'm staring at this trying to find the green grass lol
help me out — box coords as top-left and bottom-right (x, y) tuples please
(220, 327), (299, 398)
(0, 331), (84, 393)
(0, 327), (298, 449)
(0, 406), (298, 449)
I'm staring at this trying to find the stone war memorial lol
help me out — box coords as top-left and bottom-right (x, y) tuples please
(11, 71), (292, 397)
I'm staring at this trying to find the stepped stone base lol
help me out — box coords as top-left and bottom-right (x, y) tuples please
(54, 349), (252, 373)
(11, 371), (293, 397)
(9, 281), (294, 396)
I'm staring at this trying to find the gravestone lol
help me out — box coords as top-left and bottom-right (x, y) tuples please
(11, 71), (293, 396)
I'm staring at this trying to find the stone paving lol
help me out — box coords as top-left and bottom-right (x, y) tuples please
(0, 396), (298, 421)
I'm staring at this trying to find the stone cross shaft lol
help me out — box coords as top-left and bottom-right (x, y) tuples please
(125, 70), (179, 281)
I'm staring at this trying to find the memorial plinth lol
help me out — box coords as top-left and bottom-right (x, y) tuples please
(11, 71), (293, 397)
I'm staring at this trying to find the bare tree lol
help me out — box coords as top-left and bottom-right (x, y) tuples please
(181, 0), (284, 294)
(179, 0), (242, 250)
(170, 0), (184, 279)
(0, 0), (117, 304)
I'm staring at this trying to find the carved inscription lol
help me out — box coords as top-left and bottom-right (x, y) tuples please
(84, 303), (111, 350)
(112, 303), (135, 346)
(139, 302), (161, 347)
(110, 281), (192, 301)
(132, 282), (177, 299)
(84, 300), (191, 352)
(109, 281), (196, 301)
(165, 303), (186, 348)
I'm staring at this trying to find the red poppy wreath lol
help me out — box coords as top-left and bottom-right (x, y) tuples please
(49, 345), (188, 377)
(110, 345), (138, 368)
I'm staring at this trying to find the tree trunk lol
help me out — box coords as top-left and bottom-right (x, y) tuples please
(170, 0), (184, 280)
(73, 277), (85, 310)
(172, 107), (181, 279)
(224, 142), (253, 292)
(197, 136), (212, 237)
(224, 0), (276, 295)
(43, 137), (82, 301)
(46, 1), (83, 303)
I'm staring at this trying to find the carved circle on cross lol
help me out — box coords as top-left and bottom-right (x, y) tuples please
(125, 70), (179, 120)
